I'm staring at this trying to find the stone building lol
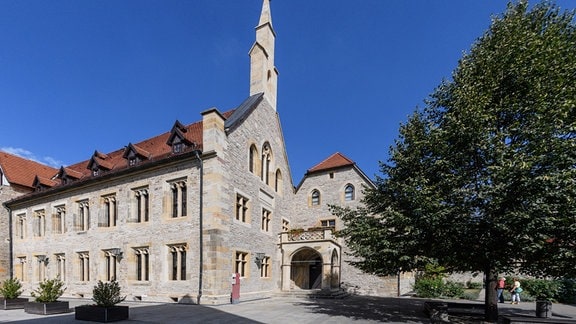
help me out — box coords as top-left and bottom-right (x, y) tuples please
(1, 0), (413, 304)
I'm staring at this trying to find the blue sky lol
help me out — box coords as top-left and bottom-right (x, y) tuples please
(1, 1), (574, 184)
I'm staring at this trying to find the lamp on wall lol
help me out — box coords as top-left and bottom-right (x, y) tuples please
(110, 248), (123, 261)
(254, 252), (265, 268)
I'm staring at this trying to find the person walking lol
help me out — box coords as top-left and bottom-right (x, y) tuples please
(496, 277), (506, 303)
(510, 278), (522, 304)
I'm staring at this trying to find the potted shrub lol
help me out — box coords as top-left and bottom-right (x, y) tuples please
(24, 277), (69, 315)
(0, 278), (27, 310)
(75, 280), (128, 322)
(524, 279), (559, 318)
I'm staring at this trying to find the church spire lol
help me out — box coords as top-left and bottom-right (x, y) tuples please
(249, 0), (278, 110)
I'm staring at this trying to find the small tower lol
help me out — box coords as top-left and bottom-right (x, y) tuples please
(249, 0), (278, 110)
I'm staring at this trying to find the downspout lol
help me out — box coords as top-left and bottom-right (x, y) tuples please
(5, 204), (14, 279)
(194, 150), (204, 305)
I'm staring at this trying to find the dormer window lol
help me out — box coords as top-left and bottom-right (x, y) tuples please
(92, 168), (100, 177)
(123, 143), (150, 167)
(173, 142), (183, 154)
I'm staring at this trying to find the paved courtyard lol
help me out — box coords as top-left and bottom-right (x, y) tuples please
(1, 295), (575, 323)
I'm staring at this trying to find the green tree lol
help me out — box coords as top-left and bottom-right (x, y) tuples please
(333, 1), (576, 321)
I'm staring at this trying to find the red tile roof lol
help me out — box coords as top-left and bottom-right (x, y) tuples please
(0, 151), (59, 189)
(307, 152), (355, 173)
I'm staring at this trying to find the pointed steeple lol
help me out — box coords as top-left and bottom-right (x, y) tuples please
(249, 0), (278, 110)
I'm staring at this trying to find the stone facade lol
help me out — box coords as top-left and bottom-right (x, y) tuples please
(1, 0), (415, 304)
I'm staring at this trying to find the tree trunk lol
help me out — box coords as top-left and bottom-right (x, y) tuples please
(484, 267), (499, 322)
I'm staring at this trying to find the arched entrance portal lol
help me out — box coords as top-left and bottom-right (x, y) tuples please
(291, 248), (323, 289)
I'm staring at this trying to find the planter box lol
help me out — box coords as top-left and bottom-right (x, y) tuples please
(1, 297), (28, 310)
(24, 301), (70, 315)
(75, 305), (129, 322)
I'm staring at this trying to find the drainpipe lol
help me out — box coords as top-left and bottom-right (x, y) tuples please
(194, 150), (204, 305)
(5, 204), (14, 279)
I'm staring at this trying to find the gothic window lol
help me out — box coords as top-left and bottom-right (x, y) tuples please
(170, 180), (187, 218)
(261, 143), (272, 184)
(134, 247), (150, 281)
(35, 255), (48, 282)
(249, 144), (258, 174)
(52, 206), (66, 234)
(75, 200), (90, 231)
(33, 210), (46, 237)
(55, 254), (66, 281)
(99, 195), (117, 227)
(311, 190), (321, 206)
(345, 184), (355, 201)
(133, 188), (150, 222)
(169, 244), (187, 281)
(15, 257), (26, 281)
(78, 252), (90, 282)
(275, 169), (282, 193)
(104, 250), (119, 281)
(16, 213), (26, 239)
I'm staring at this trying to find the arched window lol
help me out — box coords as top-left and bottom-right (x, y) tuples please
(249, 145), (259, 174)
(311, 189), (321, 206)
(275, 169), (283, 193)
(344, 184), (355, 201)
(261, 143), (272, 185)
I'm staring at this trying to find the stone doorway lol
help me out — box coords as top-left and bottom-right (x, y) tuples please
(290, 248), (323, 289)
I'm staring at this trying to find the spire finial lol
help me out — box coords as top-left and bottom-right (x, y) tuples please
(258, 0), (272, 27)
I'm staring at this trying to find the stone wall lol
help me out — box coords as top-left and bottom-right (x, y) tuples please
(293, 167), (415, 296)
(0, 185), (24, 281)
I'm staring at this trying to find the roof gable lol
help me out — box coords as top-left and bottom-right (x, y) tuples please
(0, 151), (59, 189)
(307, 152), (355, 174)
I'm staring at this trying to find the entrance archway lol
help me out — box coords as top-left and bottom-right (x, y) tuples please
(290, 248), (322, 289)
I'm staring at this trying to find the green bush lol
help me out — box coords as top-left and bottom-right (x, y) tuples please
(414, 277), (444, 298)
(0, 278), (23, 299)
(31, 278), (66, 303)
(442, 281), (464, 298)
(92, 280), (126, 307)
(466, 281), (482, 289)
(521, 279), (560, 301)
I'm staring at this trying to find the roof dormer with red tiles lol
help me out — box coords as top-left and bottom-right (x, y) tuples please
(0, 151), (59, 193)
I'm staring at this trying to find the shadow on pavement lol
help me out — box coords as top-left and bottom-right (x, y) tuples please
(293, 295), (429, 323)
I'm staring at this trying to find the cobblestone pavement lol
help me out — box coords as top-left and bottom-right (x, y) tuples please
(1, 295), (575, 323)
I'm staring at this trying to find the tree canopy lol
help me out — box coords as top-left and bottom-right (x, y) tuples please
(333, 0), (576, 319)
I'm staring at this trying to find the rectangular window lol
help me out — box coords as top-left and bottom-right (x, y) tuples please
(55, 254), (66, 281)
(170, 181), (187, 218)
(134, 247), (149, 281)
(235, 251), (248, 278)
(52, 206), (66, 234)
(282, 219), (290, 232)
(261, 208), (271, 232)
(99, 195), (117, 227)
(16, 214), (26, 239)
(169, 245), (187, 280)
(75, 200), (90, 231)
(33, 210), (46, 237)
(321, 219), (336, 228)
(260, 256), (271, 278)
(235, 194), (249, 222)
(78, 252), (90, 282)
